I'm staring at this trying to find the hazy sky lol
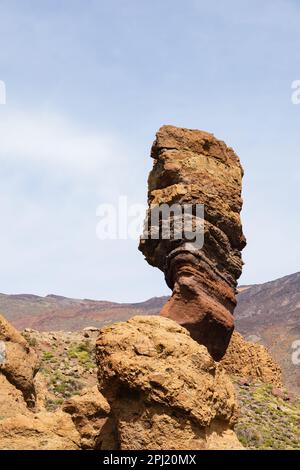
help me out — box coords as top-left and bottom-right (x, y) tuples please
(0, 0), (299, 302)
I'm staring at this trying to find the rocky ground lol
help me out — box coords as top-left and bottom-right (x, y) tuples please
(234, 380), (300, 450)
(21, 328), (98, 412)
(21, 327), (300, 450)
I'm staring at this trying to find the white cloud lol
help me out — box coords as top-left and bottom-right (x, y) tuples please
(0, 108), (124, 176)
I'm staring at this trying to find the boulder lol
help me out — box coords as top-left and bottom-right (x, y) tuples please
(96, 316), (243, 450)
(0, 374), (29, 419)
(63, 385), (115, 449)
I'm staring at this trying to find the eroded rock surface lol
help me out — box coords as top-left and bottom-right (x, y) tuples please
(0, 411), (81, 450)
(0, 313), (38, 406)
(220, 332), (282, 387)
(96, 315), (243, 450)
(0, 313), (110, 450)
(139, 125), (246, 360)
(63, 385), (115, 449)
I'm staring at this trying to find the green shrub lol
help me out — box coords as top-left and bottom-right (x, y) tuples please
(42, 351), (54, 361)
(68, 343), (92, 363)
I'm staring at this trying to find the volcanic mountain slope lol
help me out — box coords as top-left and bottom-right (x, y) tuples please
(235, 272), (300, 393)
(1, 272), (298, 334)
(0, 293), (168, 331)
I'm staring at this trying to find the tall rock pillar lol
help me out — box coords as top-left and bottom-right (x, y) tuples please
(139, 125), (246, 360)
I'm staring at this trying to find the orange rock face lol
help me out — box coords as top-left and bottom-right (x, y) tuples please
(220, 332), (282, 386)
(139, 125), (246, 360)
(96, 316), (242, 450)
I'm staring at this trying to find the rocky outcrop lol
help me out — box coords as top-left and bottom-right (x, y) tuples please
(0, 381), (114, 450)
(96, 316), (243, 450)
(0, 411), (81, 450)
(0, 313), (111, 450)
(220, 332), (282, 387)
(0, 313), (38, 407)
(63, 385), (115, 449)
(139, 126), (246, 360)
(0, 374), (29, 419)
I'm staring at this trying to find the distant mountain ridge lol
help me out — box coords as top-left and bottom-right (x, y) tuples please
(236, 272), (300, 321)
(0, 292), (168, 331)
(235, 272), (300, 393)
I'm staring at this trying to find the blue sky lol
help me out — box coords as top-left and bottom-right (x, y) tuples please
(0, 0), (299, 301)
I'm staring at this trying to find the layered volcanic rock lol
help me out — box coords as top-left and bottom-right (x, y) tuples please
(139, 125), (246, 360)
(96, 316), (243, 450)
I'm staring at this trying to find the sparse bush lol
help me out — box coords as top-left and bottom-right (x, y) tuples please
(68, 343), (92, 363)
(45, 398), (64, 412)
(42, 351), (54, 361)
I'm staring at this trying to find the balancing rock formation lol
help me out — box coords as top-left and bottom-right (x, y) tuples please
(96, 316), (243, 450)
(139, 125), (246, 360)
